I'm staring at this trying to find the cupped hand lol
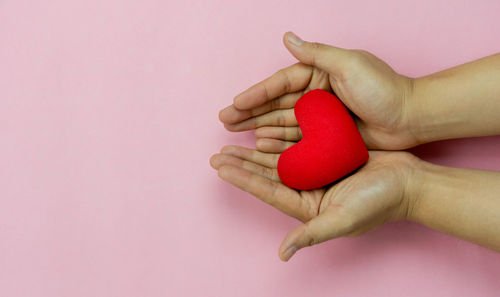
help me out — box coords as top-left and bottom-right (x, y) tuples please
(210, 145), (420, 261)
(219, 32), (419, 150)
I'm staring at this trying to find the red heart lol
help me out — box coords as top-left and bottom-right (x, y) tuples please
(277, 89), (368, 190)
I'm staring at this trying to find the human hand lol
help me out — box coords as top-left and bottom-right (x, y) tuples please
(210, 146), (420, 261)
(219, 32), (419, 150)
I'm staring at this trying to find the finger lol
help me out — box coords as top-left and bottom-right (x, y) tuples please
(283, 31), (352, 76)
(211, 153), (280, 181)
(233, 63), (313, 110)
(278, 207), (353, 261)
(255, 126), (302, 142)
(224, 109), (297, 132)
(256, 138), (295, 153)
(219, 92), (301, 125)
(218, 165), (309, 221)
(220, 145), (279, 169)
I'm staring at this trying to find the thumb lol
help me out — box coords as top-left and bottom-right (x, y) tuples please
(283, 31), (351, 75)
(278, 208), (352, 261)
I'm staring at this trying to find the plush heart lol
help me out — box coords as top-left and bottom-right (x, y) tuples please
(277, 89), (369, 190)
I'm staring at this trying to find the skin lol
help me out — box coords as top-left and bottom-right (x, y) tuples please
(213, 31), (500, 261)
(210, 147), (418, 261)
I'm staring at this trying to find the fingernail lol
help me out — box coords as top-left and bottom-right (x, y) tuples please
(221, 146), (234, 154)
(255, 138), (266, 150)
(219, 106), (228, 114)
(210, 154), (221, 168)
(283, 245), (297, 260)
(287, 32), (303, 46)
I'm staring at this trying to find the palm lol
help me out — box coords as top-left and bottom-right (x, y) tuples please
(316, 151), (409, 236)
(210, 146), (412, 232)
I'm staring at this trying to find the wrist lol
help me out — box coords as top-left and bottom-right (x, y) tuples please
(402, 76), (429, 147)
(388, 75), (426, 150)
(383, 151), (427, 222)
(405, 74), (468, 145)
(403, 157), (450, 224)
(400, 154), (429, 222)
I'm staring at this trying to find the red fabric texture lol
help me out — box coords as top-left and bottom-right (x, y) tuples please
(277, 89), (369, 190)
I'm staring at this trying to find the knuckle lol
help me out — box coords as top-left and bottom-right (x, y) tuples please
(297, 127), (303, 139)
(283, 127), (290, 139)
(272, 154), (280, 167)
(278, 69), (292, 93)
(279, 140), (288, 150)
(267, 182), (280, 206)
(352, 49), (369, 56)
(276, 111), (285, 126)
(303, 227), (319, 247)
(348, 50), (369, 66)
(309, 42), (323, 50)
(263, 166), (274, 178)
(269, 98), (279, 110)
(308, 42), (324, 66)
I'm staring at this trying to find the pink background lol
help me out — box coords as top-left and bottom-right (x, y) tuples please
(1, 0), (500, 296)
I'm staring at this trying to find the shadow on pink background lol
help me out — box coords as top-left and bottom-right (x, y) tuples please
(1, 0), (500, 296)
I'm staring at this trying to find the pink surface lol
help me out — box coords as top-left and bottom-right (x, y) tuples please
(1, 0), (500, 296)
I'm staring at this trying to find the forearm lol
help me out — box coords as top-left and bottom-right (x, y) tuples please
(407, 160), (500, 251)
(408, 53), (500, 144)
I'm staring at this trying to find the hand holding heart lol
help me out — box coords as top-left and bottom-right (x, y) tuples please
(214, 32), (421, 261)
(213, 35), (500, 260)
(210, 146), (419, 261)
(220, 32), (418, 150)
